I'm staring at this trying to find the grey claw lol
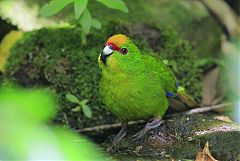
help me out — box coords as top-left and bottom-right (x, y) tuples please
(132, 129), (147, 141)
(132, 118), (164, 141)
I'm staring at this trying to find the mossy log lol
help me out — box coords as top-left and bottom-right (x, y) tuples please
(104, 113), (240, 161)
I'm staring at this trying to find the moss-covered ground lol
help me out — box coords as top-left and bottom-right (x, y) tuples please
(110, 113), (240, 161)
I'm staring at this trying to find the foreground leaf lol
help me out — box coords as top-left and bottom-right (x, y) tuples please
(96, 0), (128, 13)
(80, 31), (87, 44)
(91, 18), (102, 29)
(79, 9), (92, 33)
(39, 0), (73, 17)
(74, 0), (88, 19)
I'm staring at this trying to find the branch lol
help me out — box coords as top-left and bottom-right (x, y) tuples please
(200, 0), (240, 38)
(184, 102), (237, 115)
(75, 120), (145, 133)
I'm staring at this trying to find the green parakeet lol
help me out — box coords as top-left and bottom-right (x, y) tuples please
(98, 34), (178, 145)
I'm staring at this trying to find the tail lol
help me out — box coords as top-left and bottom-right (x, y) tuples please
(176, 86), (198, 108)
(165, 83), (198, 110)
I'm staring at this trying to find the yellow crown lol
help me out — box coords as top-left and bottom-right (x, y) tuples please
(107, 34), (129, 47)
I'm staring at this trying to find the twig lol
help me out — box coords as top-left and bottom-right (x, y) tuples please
(75, 120), (145, 133)
(184, 102), (237, 115)
(75, 102), (237, 133)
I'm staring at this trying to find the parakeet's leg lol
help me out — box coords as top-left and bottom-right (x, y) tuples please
(132, 118), (164, 140)
(112, 122), (128, 145)
(107, 122), (128, 152)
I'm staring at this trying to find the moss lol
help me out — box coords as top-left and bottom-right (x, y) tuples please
(3, 22), (202, 131)
(5, 27), (112, 129)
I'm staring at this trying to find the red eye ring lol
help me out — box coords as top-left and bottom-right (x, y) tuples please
(120, 48), (128, 55)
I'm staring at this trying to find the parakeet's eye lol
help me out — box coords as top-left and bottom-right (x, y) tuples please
(120, 48), (128, 55)
(109, 45), (113, 49)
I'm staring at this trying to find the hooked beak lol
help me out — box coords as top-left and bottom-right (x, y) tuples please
(100, 45), (113, 64)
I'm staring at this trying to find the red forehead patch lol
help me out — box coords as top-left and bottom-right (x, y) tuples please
(106, 42), (121, 51)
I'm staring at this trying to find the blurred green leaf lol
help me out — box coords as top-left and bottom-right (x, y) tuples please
(96, 0), (128, 13)
(80, 99), (88, 105)
(0, 88), (108, 161)
(74, 0), (88, 19)
(0, 88), (56, 123)
(162, 59), (169, 65)
(91, 18), (102, 29)
(71, 105), (81, 112)
(80, 32), (87, 44)
(80, 99), (92, 118)
(79, 8), (92, 33)
(66, 93), (79, 104)
(39, 0), (73, 17)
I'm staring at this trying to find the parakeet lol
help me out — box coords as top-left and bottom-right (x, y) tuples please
(98, 34), (178, 145)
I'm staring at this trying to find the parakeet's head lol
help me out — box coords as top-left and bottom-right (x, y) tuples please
(98, 34), (141, 72)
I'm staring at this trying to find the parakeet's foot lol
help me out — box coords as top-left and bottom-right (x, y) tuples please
(132, 118), (164, 141)
(107, 123), (128, 152)
(112, 123), (128, 145)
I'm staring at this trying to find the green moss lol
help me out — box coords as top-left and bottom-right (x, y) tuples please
(4, 22), (201, 130)
(6, 27), (111, 129)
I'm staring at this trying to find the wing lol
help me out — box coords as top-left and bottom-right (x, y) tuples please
(142, 55), (178, 97)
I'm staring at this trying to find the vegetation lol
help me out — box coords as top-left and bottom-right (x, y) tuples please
(39, 0), (128, 43)
(66, 93), (92, 118)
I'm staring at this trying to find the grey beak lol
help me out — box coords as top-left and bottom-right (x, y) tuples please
(100, 51), (108, 64)
(100, 46), (113, 64)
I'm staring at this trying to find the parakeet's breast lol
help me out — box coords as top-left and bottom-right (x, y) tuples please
(99, 72), (169, 122)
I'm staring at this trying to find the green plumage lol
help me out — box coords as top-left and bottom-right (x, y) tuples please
(99, 35), (177, 122)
